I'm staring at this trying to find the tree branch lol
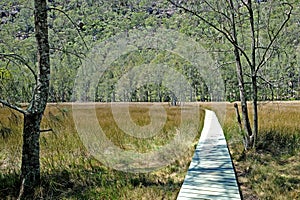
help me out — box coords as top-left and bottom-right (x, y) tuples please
(50, 46), (85, 59)
(0, 99), (27, 115)
(257, 75), (274, 87)
(240, 0), (250, 11)
(168, 0), (234, 44)
(256, 47), (277, 70)
(40, 128), (53, 133)
(168, 0), (253, 69)
(48, 7), (89, 50)
(248, 0), (256, 72)
(0, 53), (37, 83)
(216, 61), (236, 69)
(256, 3), (293, 73)
(203, 1), (231, 22)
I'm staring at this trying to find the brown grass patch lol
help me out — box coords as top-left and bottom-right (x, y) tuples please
(0, 103), (204, 199)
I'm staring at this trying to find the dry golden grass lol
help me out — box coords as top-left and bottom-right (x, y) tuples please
(0, 103), (204, 199)
(94, 103), (188, 153)
(212, 101), (300, 200)
(2, 101), (299, 199)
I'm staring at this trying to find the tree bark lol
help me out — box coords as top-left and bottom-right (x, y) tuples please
(20, 113), (42, 196)
(251, 75), (258, 148)
(248, 0), (258, 149)
(234, 46), (253, 149)
(20, 0), (50, 198)
(233, 103), (242, 131)
(229, 0), (253, 149)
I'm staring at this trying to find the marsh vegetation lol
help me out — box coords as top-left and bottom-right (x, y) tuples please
(1, 102), (299, 199)
(0, 103), (204, 199)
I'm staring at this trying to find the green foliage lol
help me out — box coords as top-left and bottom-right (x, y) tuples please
(0, 0), (299, 103)
(94, 49), (209, 102)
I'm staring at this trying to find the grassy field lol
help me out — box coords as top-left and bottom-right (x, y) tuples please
(1, 101), (300, 199)
(0, 103), (204, 199)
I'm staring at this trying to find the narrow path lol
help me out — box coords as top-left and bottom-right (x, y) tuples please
(177, 110), (241, 200)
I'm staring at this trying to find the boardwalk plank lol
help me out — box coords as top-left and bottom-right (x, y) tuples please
(177, 110), (241, 200)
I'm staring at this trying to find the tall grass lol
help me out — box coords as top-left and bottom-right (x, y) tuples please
(3, 101), (298, 199)
(222, 101), (300, 200)
(0, 103), (204, 199)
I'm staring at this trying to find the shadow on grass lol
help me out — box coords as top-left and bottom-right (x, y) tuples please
(0, 165), (183, 199)
(256, 131), (300, 157)
(0, 172), (20, 199)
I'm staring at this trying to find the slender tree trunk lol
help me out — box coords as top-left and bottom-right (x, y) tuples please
(229, 0), (253, 149)
(20, 0), (50, 198)
(20, 113), (42, 195)
(234, 47), (253, 149)
(252, 75), (258, 147)
(249, 0), (258, 148)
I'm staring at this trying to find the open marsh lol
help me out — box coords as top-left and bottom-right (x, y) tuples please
(1, 101), (299, 199)
(0, 103), (204, 199)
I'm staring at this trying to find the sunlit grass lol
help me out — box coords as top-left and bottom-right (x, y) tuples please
(0, 103), (204, 199)
(3, 101), (298, 199)
(94, 103), (188, 153)
(219, 101), (300, 200)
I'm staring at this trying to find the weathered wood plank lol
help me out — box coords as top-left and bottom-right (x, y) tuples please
(177, 110), (241, 200)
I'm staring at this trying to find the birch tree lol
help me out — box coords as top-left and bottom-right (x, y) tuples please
(0, 0), (49, 197)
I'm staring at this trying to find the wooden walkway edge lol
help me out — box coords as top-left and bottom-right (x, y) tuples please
(177, 110), (241, 200)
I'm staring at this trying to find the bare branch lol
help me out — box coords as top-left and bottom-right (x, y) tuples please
(0, 53), (37, 83)
(256, 46), (279, 51)
(256, 3), (293, 73)
(228, 0), (253, 68)
(240, 0), (250, 10)
(40, 128), (53, 133)
(256, 2), (261, 62)
(0, 99), (27, 115)
(217, 61), (236, 69)
(247, 0), (256, 72)
(168, 0), (234, 43)
(168, 0), (253, 68)
(17, 178), (25, 200)
(48, 7), (89, 50)
(257, 75), (274, 87)
(50, 47), (85, 59)
(256, 47), (277, 70)
(203, 1), (231, 22)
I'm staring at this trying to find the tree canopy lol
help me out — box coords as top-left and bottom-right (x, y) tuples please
(0, 0), (299, 103)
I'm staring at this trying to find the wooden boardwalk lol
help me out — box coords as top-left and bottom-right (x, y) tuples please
(177, 110), (241, 200)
